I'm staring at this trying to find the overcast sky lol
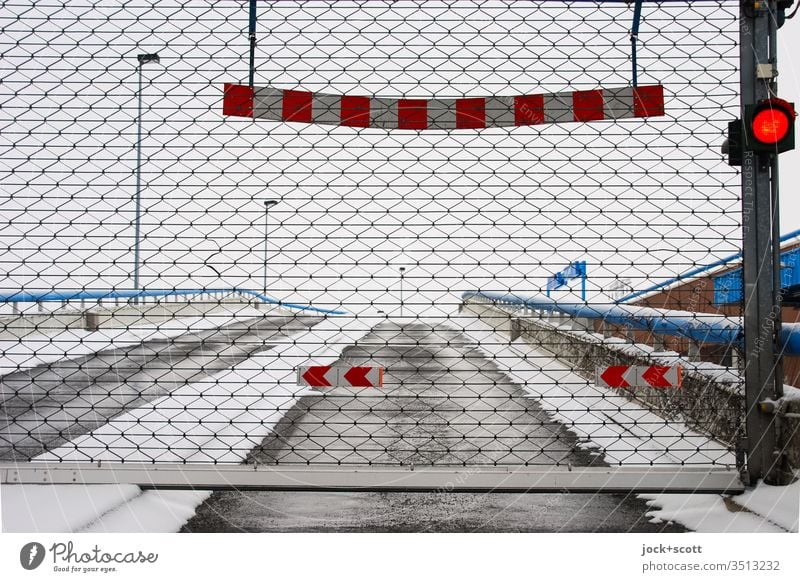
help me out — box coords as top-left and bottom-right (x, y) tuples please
(0, 0), (797, 316)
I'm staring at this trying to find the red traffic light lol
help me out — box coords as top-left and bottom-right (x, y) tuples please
(745, 98), (796, 154)
(752, 105), (791, 144)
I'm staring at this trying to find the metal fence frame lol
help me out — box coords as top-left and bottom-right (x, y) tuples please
(0, 0), (794, 492)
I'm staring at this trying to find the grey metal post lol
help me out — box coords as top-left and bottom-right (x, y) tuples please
(739, 1), (785, 485)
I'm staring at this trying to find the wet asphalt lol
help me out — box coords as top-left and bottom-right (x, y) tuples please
(0, 314), (319, 461)
(183, 321), (687, 533)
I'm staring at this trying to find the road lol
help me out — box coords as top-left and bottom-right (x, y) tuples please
(0, 313), (320, 461)
(182, 321), (686, 532)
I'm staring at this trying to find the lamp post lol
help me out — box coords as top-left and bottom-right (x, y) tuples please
(399, 266), (406, 318)
(263, 200), (279, 295)
(133, 53), (160, 293)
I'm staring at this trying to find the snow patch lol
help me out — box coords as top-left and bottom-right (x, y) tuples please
(1, 484), (140, 533)
(457, 314), (731, 467)
(457, 312), (798, 533)
(2, 315), (371, 532)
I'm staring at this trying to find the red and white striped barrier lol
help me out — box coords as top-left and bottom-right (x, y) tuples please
(297, 365), (383, 388)
(223, 83), (665, 130)
(596, 365), (682, 389)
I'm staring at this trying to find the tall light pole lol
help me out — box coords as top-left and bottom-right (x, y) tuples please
(133, 53), (160, 293)
(399, 266), (406, 318)
(263, 200), (278, 295)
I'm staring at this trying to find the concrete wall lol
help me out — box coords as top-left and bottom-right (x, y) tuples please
(0, 297), (262, 340)
(463, 300), (800, 471)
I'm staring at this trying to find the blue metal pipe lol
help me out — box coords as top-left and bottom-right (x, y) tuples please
(0, 288), (345, 316)
(461, 289), (800, 356)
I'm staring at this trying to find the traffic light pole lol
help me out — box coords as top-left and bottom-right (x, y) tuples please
(739, 0), (788, 485)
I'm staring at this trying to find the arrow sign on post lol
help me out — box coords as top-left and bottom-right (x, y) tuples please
(342, 367), (381, 387)
(297, 365), (383, 388)
(596, 365), (681, 389)
(598, 365), (633, 388)
(300, 366), (336, 387)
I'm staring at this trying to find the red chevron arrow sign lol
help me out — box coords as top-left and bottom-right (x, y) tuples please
(297, 365), (383, 388)
(596, 365), (682, 389)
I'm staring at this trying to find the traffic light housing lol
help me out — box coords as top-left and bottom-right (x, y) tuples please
(744, 97), (796, 155)
(722, 119), (743, 166)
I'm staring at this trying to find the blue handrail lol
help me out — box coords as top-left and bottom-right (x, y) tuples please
(461, 289), (800, 356)
(0, 288), (346, 316)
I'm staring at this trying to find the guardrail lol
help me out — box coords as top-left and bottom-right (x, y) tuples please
(0, 288), (346, 316)
(461, 290), (800, 356)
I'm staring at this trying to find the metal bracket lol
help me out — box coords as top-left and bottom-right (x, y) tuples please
(756, 63), (776, 79)
(759, 399), (800, 419)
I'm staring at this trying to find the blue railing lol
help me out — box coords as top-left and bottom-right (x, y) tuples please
(0, 288), (345, 316)
(461, 289), (800, 356)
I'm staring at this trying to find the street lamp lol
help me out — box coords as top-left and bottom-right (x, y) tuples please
(263, 200), (279, 295)
(133, 53), (161, 292)
(399, 266), (406, 318)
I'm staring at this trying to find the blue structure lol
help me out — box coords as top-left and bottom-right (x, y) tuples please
(0, 288), (345, 316)
(616, 228), (800, 304)
(546, 260), (587, 300)
(713, 247), (800, 306)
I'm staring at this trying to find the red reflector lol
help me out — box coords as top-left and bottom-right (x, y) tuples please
(398, 99), (427, 129)
(572, 89), (604, 122)
(341, 95), (370, 127)
(752, 107), (791, 144)
(222, 83), (253, 117)
(514, 94), (544, 125)
(633, 85), (665, 118)
(456, 97), (485, 129)
(283, 90), (313, 123)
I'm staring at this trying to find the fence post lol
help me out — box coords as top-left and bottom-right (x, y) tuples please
(740, 0), (789, 485)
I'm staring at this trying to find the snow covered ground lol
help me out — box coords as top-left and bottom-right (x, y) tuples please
(640, 480), (799, 533)
(457, 315), (798, 533)
(2, 312), (797, 533)
(2, 314), (371, 533)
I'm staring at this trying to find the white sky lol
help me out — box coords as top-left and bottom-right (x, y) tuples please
(0, 0), (797, 316)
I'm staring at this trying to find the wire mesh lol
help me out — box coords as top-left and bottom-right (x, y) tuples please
(0, 1), (744, 476)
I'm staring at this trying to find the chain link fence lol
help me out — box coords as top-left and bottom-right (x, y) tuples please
(0, 1), (749, 488)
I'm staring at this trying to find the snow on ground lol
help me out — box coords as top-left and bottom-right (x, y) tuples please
(39, 317), (371, 464)
(457, 315), (732, 466)
(1, 484), (141, 533)
(727, 478), (800, 532)
(639, 477), (800, 533)
(0, 305), (268, 376)
(4, 311), (797, 533)
(2, 315), (371, 533)
(79, 490), (214, 534)
(456, 314), (799, 533)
